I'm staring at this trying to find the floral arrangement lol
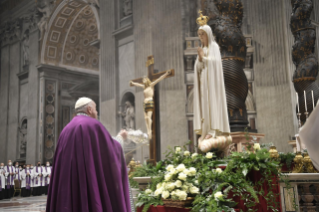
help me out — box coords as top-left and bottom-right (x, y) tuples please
(134, 140), (282, 212)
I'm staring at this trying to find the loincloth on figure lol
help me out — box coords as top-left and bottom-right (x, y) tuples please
(144, 100), (154, 113)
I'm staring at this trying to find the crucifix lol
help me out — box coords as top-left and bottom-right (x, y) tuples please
(130, 55), (175, 164)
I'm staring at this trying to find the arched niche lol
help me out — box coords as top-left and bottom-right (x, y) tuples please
(18, 117), (28, 159)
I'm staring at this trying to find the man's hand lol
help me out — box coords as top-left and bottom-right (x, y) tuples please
(119, 130), (128, 140)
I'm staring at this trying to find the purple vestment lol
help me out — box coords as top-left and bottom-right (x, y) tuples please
(46, 115), (131, 212)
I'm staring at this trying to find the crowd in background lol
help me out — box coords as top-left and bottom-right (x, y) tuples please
(0, 160), (52, 200)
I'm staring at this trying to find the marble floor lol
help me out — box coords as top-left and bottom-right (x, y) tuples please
(0, 196), (47, 212)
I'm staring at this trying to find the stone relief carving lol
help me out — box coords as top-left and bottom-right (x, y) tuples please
(0, 19), (21, 46)
(22, 30), (30, 66)
(123, 0), (132, 17)
(19, 119), (28, 158)
(119, 101), (135, 130)
(36, 0), (56, 41)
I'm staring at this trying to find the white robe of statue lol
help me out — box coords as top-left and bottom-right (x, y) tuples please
(299, 104), (319, 170)
(193, 25), (230, 151)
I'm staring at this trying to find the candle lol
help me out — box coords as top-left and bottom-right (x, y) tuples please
(296, 92), (300, 113)
(304, 90), (307, 112)
(312, 90), (315, 109)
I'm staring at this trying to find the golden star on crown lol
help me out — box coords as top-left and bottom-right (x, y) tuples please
(196, 10), (209, 26)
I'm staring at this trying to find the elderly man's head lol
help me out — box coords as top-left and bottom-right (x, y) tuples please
(8, 160), (11, 165)
(75, 97), (98, 119)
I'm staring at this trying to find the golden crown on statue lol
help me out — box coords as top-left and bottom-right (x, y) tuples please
(196, 10), (209, 26)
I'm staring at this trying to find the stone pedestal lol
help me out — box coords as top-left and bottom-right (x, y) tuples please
(227, 132), (265, 154)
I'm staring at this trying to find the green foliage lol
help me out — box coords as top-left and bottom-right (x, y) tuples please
(279, 152), (295, 171)
(135, 190), (163, 212)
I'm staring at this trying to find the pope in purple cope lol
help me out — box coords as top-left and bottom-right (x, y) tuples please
(46, 97), (132, 212)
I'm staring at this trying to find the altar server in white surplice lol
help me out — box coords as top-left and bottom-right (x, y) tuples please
(0, 163), (6, 200)
(33, 162), (46, 196)
(21, 164), (33, 197)
(193, 12), (231, 153)
(14, 162), (22, 186)
(44, 161), (51, 195)
(299, 103), (319, 171)
(4, 160), (15, 198)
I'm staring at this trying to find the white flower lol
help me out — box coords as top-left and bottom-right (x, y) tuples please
(190, 186), (199, 194)
(166, 182), (176, 191)
(178, 172), (187, 181)
(156, 183), (162, 189)
(175, 147), (181, 153)
(253, 143), (261, 151)
(214, 191), (223, 201)
(191, 153), (198, 159)
(194, 180), (199, 185)
(175, 180), (182, 188)
(154, 187), (163, 196)
(206, 152), (213, 159)
(176, 164), (186, 172)
(215, 168), (223, 174)
(162, 191), (170, 199)
(164, 173), (173, 181)
(183, 169), (190, 176)
(177, 190), (187, 200)
(184, 151), (190, 156)
(145, 189), (152, 194)
(169, 168), (177, 175)
(181, 185), (189, 192)
(188, 167), (197, 176)
(166, 164), (174, 172)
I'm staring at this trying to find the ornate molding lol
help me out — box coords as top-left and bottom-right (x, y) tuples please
(0, 19), (22, 46)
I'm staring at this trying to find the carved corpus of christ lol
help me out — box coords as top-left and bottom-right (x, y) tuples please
(129, 56), (174, 141)
(130, 70), (171, 139)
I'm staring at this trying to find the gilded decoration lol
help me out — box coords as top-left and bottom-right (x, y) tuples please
(43, 1), (99, 71)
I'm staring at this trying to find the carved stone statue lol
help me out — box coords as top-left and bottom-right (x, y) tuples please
(119, 101), (135, 130)
(22, 31), (30, 66)
(37, 0), (55, 41)
(123, 0), (132, 17)
(19, 121), (27, 158)
(130, 70), (171, 139)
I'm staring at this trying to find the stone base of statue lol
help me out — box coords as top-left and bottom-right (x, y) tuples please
(225, 132), (265, 156)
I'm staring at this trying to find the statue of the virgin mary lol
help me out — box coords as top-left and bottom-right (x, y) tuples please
(193, 11), (232, 153)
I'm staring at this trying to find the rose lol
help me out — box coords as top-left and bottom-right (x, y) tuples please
(191, 153), (198, 159)
(253, 143), (261, 151)
(181, 185), (189, 192)
(175, 147), (181, 153)
(162, 191), (170, 199)
(145, 189), (152, 194)
(156, 183), (162, 189)
(166, 182), (176, 191)
(183, 169), (190, 176)
(188, 167), (196, 176)
(176, 164), (186, 172)
(206, 152), (213, 159)
(215, 168), (223, 174)
(164, 173), (173, 181)
(175, 180), (182, 188)
(177, 190), (187, 200)
(190, 186), (199, 194)
(178, 173), (187, 181)
(166, 164), (174, 172)
(184, 151), (190, 156)
(214, 191), (223, 201)
(169, 169), (177, 175)
(154, 187), (163, 196)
